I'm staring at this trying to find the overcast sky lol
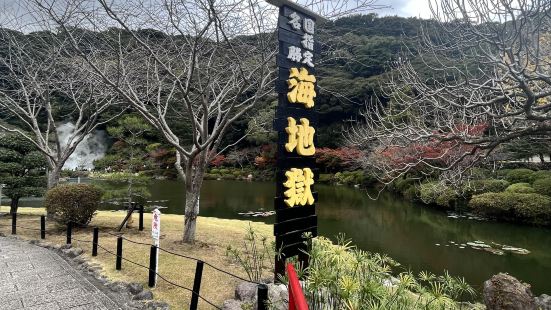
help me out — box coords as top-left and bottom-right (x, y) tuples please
(379, 0), (432, 18)
(0, 0), (433, 32)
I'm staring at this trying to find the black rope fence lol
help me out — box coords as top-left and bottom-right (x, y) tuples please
(0, 212), (270, 310)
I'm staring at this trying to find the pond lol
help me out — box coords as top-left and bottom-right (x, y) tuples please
(18, 179), (551, 295)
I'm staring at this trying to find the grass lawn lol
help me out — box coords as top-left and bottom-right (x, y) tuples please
(0, 206), (274, 309)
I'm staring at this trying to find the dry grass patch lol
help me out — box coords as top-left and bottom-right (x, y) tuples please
(0, 207), (273, 309)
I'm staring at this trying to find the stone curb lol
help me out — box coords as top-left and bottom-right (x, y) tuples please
(20, 237), (170, 310)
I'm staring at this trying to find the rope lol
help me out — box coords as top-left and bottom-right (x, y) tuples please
(157, 247), (261, 285)
(103, 231), (153, 246)
(0, 223), (44, 232)
(95, 242), (222, 309)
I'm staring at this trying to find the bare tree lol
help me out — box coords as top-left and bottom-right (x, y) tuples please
(348, 0), (551, 186)
(0, 28), (119, 188)
(29, 0), (377, 243)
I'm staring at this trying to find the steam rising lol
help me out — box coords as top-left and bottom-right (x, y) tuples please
(58, 122), (107, 170)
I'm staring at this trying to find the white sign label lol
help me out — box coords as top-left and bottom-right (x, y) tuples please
(151, 208), (161, 241)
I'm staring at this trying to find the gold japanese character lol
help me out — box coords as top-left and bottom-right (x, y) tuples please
(285, 117), (315, 156)
(283, 168), (315, 207)
(287, 67), (316, 108)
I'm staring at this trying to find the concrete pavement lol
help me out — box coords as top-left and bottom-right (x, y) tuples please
(0, 237), (122, 310)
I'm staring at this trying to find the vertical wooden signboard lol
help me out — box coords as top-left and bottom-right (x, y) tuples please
(267, 0), (323, 281)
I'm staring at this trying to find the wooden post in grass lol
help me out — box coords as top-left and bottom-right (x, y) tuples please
(92, 227), (99, 256)
(116, 236), (123, 270)
(66, 222), (72, 244)
(139, 205), (144, 231)
(148, 245), (157, 288)
(190, 260), (204, 310)
(40, 215), (46, 239)
(11, 212), (16, 235)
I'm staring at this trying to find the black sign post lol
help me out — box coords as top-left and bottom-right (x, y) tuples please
(267, 0), (324, 282)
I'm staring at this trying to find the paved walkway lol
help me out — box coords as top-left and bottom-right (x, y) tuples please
(0, 237), (122, 310)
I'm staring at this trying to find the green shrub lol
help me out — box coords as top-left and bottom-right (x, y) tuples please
(394, 177), (416, 194)
(469, 192), (551, 224)
(218, 168), (229, 174)
(496, 169), (511, 179)
(44, 184), (102, 226)
(403, 185), (419, 201)
(464, 179), (509, 195)
(533, 177), (551, 196)
(435, 188), (458, 208)
(470, 167), (492, 179)
(318, 174), (333, 183)
(333, 170), (367, 186)
(505, 168), (536, 184)
(210, 168), (220, 174)
(533, 170), (551, 181)
(419, 182), (458, 208)
(505, 183), (536, 194)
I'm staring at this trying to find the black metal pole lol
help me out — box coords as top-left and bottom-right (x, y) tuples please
(40, 215), (46, 239)
(274, 255), (285, 283)
(92, 227), (99, 257)
(148, 245), (157, 288)
(257, 284), (268, 310)
(139, 205), (144, 231)
(189, 260), (204, 310)
(11, 212), (16, 235)
(66, 222), (72, 244)
(116, 236), (123, 270)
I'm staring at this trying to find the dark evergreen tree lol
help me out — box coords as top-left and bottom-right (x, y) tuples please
(0, 133), (47, 214)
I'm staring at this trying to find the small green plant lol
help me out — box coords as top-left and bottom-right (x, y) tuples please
(505, 183), (536, 194)
(44, 183), (102, 226)
(463, 179), (510, 195)
(533, 177), (551, 196)
(226, 224), (274, 282)
(301, 236), (476, 309)
(419, 182), (459, 208)
(505, 168), (536, 184)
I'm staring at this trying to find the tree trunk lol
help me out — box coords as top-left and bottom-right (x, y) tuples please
(183, 164), (205, 244)
(539, 154), (545, 163)
(9, 197), (19, 215)
(47, 166), (62, 189)
(183, 188), (200, 244)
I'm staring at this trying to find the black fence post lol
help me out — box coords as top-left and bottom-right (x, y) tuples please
(66, 222), (72, 244)
(116, 236), (123, 270)
(257, 284), (268, 310)
(11, 212), (16, 235)
(275, 255), (285, 283)
(189, 260), (204, 310)
(92, 227), (99, 257)
(40, 215), (45, 239)
(139, 205), (144, 231)
(148, 245), (157, 288)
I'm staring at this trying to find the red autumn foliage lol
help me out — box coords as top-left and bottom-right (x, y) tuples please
(210, 154), (226, 167)
(376, 123), (488, 171)
(316, 147), (363, 172)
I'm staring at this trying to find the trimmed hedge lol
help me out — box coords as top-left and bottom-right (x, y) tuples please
(464, 179), (510, 195)
(44, 184), (102, 226)
(505, 169), (536, 184)
(533, 170), (551, 180)
(419, 182), (458, 208)
(469, 192), (551, 225)
(505, 183), (536, 194)
(533, 177), (551, 196)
